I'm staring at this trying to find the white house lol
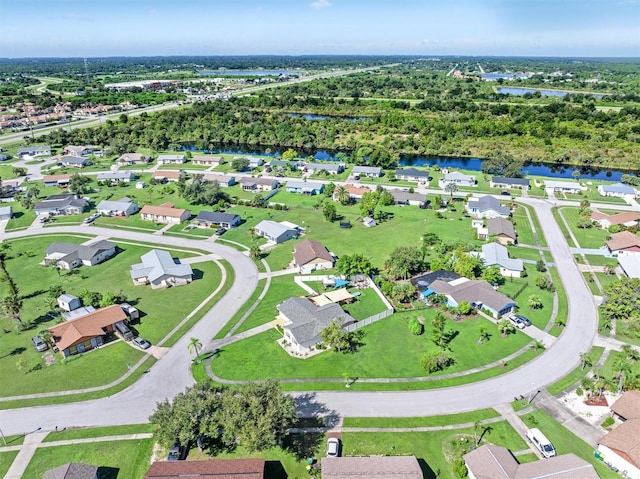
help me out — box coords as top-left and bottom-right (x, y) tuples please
(466, 196), (511, 219)
(439, 171), (476, 188)
(598, 183), (637, 198)
(130, 249), (193, 289)
(96, 197), (139, 217)
(96, 171), (135, 183)
(44, 240), (116, 271)
(478, 242), (524, 278)
(157, 154), (186, 165)
(254, 220), (298, 244)
(544, 180), (583, 194)
(352, 165), (382, 178)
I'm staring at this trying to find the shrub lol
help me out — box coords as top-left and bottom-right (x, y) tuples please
(601, 416), (614, 428)
(452, 457), (468, 478)
(576, 387), (583, 396)
(408, 317), (424, 336)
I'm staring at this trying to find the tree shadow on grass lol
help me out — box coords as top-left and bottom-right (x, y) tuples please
(0, 346), (26, 359)
(418, 458), (437, 479)
(283, 431), (323, 461)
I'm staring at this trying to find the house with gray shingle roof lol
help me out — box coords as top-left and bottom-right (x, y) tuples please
(305, 162), (344, 175)
(598, 182), (637, 198)
(389, 189), (426, 207)
(481, 217), (517, 245)
(478, 243), (524, 278)
(466, 195), (511, 219)
(278, 297), (355, 354)
(193, 211), (241, 229)
(286, 180), (324, 195)
(35, 194), (87, 216)
(157, 154), (186, 165)
(395, 168), (429, 182)
(59, 155), (89, 168)
(96, 197), (139, 216)
(322, 456), (423, 479)
(352, 165), (382, 177)
(254, 220), (298, 244)
(96, 171), (135, 183)
(44, 240), (116, 271)
(429, 277), (515, 318)
(130, 249), (193, 289)
(43, 462), (98, 479)
(17, 144), (51, 158)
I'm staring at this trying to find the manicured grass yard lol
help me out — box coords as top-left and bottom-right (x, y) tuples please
(343, 408), (499, 428)
(521, 409), (618, 479)
(512, 204), (542, 246)
(557, 207), (610, 249)
(211, 310), (532, 381)
(0, 451), (18, 479)
(546, 346), (604, 396)
(21, 438), (154, 479)
(42, 424), (152, 442)
(497, 275), (556, 330)
(0, 235), (224, 397)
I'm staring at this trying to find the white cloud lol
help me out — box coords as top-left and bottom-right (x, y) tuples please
(310, 0), (332, 9)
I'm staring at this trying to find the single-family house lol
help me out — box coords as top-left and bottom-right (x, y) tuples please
(203, 173), (236, 187)
(269, 159), (297, 171)
(44, 240), (116, 271)
(157, 154), (186, 165)
(439, 171), (476, 188)
(597, 394), (640, 479)
(305, 162), (344, 175)
(464, 445), (598, 479)
(254, 220), (298, 244)
(130, 249), (193, 289)
(140, 203), (191, 224)
(43, 174), (72, 188)
(17, 144), (51, 158)
(62, 306), (96, 322)
(618, 254), (640, 279)
(48, 304), (128, 357)
(115, 152), (148, 165)
(478, 242), (524, 277)
(57, 293), (81, 312)
(286, 180), (324, 195)
(64, 145), (98, 157)
(322, 456), (423, 479)
(240, 177), (279, 192)
(544, 180), (583, 194)
(466, 195), (511, 219)
(333, 184), (370, 202)
(153, 170), (183, 182)
(59, 155), (89, 168)
(96, 197), (139, 217)
(144, 459), (265, 479)
(607, 231), (640, 256)
(598, 183), (637, 198)
(247, 157), (264, 169)
(411, 270), (462, 300)
(193, 211), (241, 229)
(395, 167), (430, 182)
(490, 176), (531, 190)
(480, 217), (517, 245)
(44, 462), (99, 479)
(96, 171), (135, 183)
(35, 194), (86, 216)
(591, 211), (640, 229)
(352, 165), (382, 178)
(0, 206), (12, 221)
(293, 239), (334, 273)
(389, 189), (426, 207)
(191, 155), (225, 166)
(429, 277), (515, 317)
(277, 297), (355, 354)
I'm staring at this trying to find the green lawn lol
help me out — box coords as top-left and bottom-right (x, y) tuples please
(0, 451), (18, 479)
(5, 203), (36, 231)
(521, 409), (618, 479)
(211, 310), (532, 381)
(583, 255), (618, 267)
(343, 408), (499, 428)
(557, 207), (610, 249)
(42, 424), (152, 442)
(215, 278), (267, 338)
(512, 204), (546, 247)
(546, 346), (605, 396)
(0, 235), (224, 397)
(507, 245), (544, 262)
(21, 438), (154, 479)
(548, 268), (568, 336)
(498, 275), (556, 330)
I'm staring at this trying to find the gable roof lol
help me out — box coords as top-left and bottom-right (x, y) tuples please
(140, 204), (190, 218)
(294, 239), (333, 266)
(130, 249), (193, 283)
(49, 305), (127, 352)
(487, 217), (517, 240)
(117, 152), (146, 162)
(306, 162), (341, 171)
(255, 220), (296, 239)
(321, 456), (422, 479)
(411, 270), (462, 293)
(600, 183), (636, 195)
(599, 418), (640, 468)
(286, 179), (324, 191)
(344, 184), (371, 196)
(352, 165), (382, 174)
(469, 196), (511, 216)
(611, 390), (640, 420)
(96, 171), (134, 181)
(444, 171), (475, 181)
(157, 154), (186, 161)
(194, 211), (240, 224)
(154, 170), (182, 179)
(607, 231), (640, 252)
(60, 155), (88, 165)
(96, 197), (137, 211)
(492, 177), (530, 187)
(481, 243), (524, 272)
(390, 189), (426, 204)
(430, 278), (515, 313)
(45, 240), (115, 264)
(239, 177), (277, 187)
(44, 462), (98, 479)
(204, 174), (235, 183)
(145, 458), (265, 479)
(544, 180), (581, 190)
(278, 297), (355, 345)
(591, 211), (640, 226)
(395, 167), (430, 178)
(35, 194), (85, 212)
(43, 174), (72, 183)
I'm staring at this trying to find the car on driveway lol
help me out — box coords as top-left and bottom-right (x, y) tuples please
(168, 442), (187, 460)
(508, 315), (526, 329)
(133, 336), (151, 350)
(215, 227), (226, 236)
(32, 336), (48, 352)
(326, 437), (341, 457)
(514, 314), (531, 327)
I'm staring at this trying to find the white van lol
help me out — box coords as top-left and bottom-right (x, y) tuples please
(526, 428), (556, 458)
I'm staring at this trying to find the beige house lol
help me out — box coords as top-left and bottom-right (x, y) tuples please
(140, 202), (191, 224)
(192, 155), (225, 166)
(321, 456), (422, 479)
(293, 239), (334, 274)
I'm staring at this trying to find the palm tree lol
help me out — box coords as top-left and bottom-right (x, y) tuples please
(613, 356), (632, 392)
(444, 182), (458, 199)
(498, 319), (515, 337)
(249, 245), (261, 260)
(528, 295), (543, 311)
(621, 344), (640, 362)
(188, 337), (202, 361)
(335, 185), (349, 205)
(579, 352), (592, 371)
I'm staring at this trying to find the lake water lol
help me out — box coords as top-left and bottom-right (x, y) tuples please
(180, 143), (632, 181)
(289, 113), (371, 122)
(198, 70), (298, 77)
(497, 87), (604, 99)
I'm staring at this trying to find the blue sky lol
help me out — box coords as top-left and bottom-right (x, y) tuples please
(1, 0), (638, 57)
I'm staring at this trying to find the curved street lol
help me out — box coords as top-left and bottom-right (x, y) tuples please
(0, 197), (598, 434)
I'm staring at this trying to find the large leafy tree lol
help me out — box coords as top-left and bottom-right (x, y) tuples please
(335, 253), (374, 277)
(69, 173), (92, 195)
(383, 246), (425, 280)
(600, 278), (640, 336)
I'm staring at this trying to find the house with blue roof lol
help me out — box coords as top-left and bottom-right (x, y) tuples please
(598, 183), (637, 198)
(477, 243), (524, 278)
(286, 180), (324, 195)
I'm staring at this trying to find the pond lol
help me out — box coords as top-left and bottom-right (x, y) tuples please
(289, 113), (371, 122)
(497, 87), (604, 99)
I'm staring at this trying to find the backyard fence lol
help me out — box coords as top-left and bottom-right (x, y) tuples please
(344, 308), (394, 332)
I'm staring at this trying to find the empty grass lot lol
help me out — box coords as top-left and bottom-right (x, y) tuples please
(512, 204), (546, 247)
(556, 207), (610, 249)
(210, 310), (532, 381)
(21, 438), (154, 479)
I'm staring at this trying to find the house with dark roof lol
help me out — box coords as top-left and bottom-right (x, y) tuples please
(464, 444), (598, 479)
(477, 217), (517, 245)
(598, 182), (637, 198)
(49, 305), (128, 357)
(140, 203), (191, 224)
(286, 179), (324, 195)
(59, 155), (89, 168)
(277, 297), (355, 354)
(466, 195), (511, 219)
(17, 144), (51, 158)
(389, 189), (426, 207)
(254, 220), (298, 244)
(606, 231), (640, 256)
(116, 152), (148, 165)
(429, 277), (516, 318)
(240, 177), (279, 192)
(193, 211), (241, 229)
(130, 249), (193, 289)
(44, 462), (98, 479)
(293, 239), (334, 273)
(411, 270), (462, 299)
(322, 456), (422, 479)
(145, 458), (265, 479)
(395, 167), (430, 182)
(477, 242), (524, 278)
(490, 177), (531, 190)
(352, 165), (382, 177)
(35, 194), (87, 216)
(96, 197), (139, 217)
(44, 239), (116, 271)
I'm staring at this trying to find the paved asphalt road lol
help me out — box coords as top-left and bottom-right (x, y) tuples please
(0, 195), (598, 434)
